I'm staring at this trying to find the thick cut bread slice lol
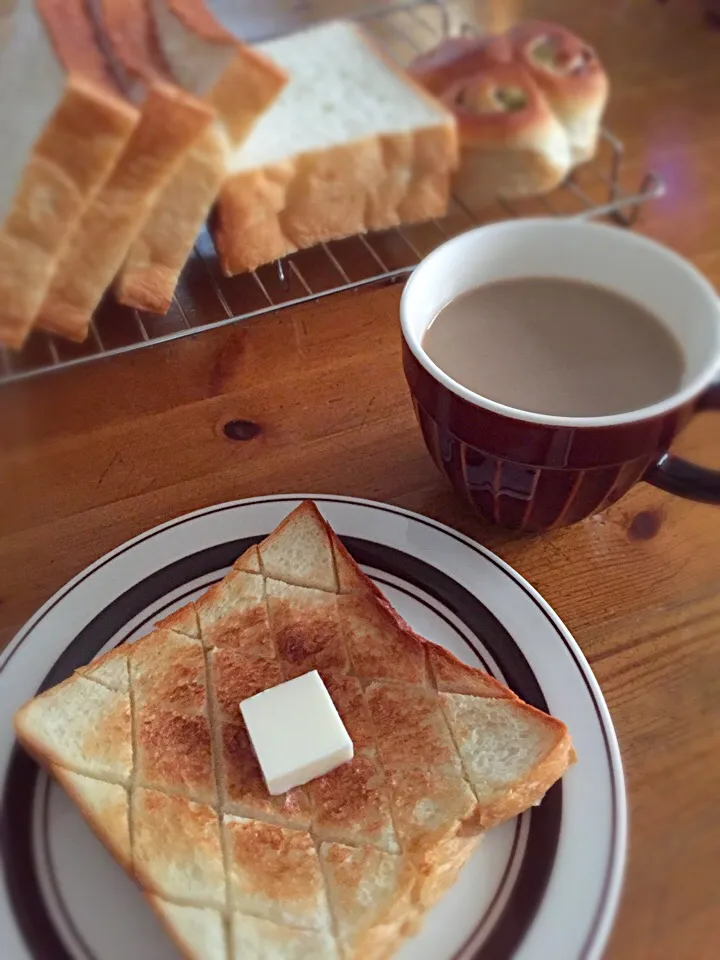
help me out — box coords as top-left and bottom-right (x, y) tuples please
(0, 0), (138, 347)
(113, 0), (286, 313)
(213, 20), (458, 276)
(14, 500), (574, 960)
(36, 59), (213, 339)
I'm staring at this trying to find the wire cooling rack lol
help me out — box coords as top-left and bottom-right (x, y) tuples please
(0, 0), (665, 385)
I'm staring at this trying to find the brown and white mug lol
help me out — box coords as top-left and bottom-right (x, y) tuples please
(401, 218), (720, 532)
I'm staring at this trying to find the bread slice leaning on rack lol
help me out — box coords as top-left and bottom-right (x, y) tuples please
(14, 501), (574, 960)
(112, 0), (287, 314)
(0, 0), (138, 349)
(212, 20), (459, 277)
(34, 0), (215, 342)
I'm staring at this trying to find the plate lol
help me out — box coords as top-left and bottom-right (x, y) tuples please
(0, 495), (626, 960)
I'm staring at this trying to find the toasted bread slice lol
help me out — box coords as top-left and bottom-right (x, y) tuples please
(14, 500), (574, 960)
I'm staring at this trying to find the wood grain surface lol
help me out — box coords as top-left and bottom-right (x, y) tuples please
(1, 2), (719, 959)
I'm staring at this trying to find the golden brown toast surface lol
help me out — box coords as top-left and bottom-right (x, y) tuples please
(14, 500), (574, 960)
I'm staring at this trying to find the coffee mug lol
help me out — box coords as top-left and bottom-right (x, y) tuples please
(401, 218), (720, 532)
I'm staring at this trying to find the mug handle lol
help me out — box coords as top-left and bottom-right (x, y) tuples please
(644, 380), (720, 504)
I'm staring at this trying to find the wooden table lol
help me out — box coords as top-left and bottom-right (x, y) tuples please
(1, 2), (719, 958)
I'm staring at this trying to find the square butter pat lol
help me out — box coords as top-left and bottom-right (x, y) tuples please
(240, 670), (354, 795)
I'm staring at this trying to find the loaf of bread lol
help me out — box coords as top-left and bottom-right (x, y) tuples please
(14, 501), (574, 960)
(212, 20), (459, 277)
(409, 22), (609, 209)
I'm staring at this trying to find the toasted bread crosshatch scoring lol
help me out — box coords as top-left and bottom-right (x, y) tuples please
(13, 501), (575, 960)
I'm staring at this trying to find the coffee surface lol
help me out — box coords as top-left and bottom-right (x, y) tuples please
(422, 277), (685, 417)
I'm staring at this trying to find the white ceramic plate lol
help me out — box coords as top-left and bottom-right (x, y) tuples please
(0, 495), (626, 960)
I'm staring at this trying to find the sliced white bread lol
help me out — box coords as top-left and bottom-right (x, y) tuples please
(212, 20), (458, 277)
(113, 0), (286, 314)
(35, 0), (214, 342)
(0, 0), (138, 348)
